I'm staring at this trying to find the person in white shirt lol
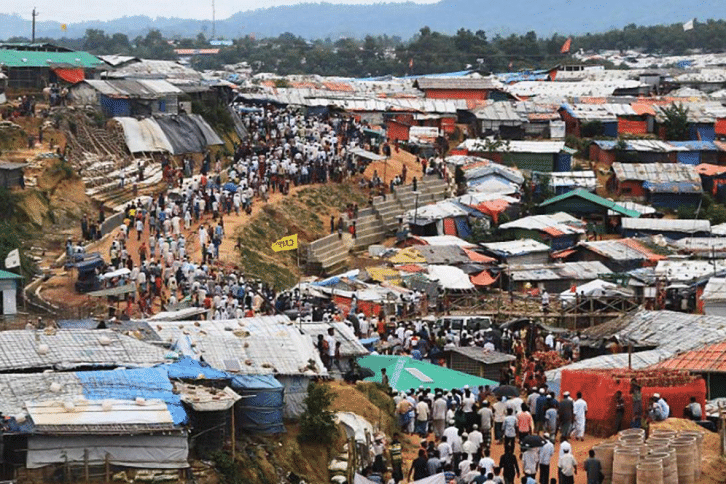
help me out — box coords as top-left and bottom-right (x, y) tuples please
(522, 447), (539, 480)
(432, 393), (448, 439)
(443, 424), (461, 456)
(462, 433), (477, 460)
(508, 395), (524, 415)
(572, 392), (588, 441)
(468, 424), (483, 452)
(477, 448), (495, 477)
(437, 436), (452, 465)
(558, 447), (577, 484)
(545, 332), (554, 349)
(539, 434), (555, 484)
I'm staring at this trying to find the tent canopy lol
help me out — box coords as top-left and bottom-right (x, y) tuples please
(358, 355), (497, 393)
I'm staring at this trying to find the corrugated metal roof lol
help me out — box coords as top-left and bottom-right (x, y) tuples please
(579, 238), (665, 262)
(480, 239), (551, 256)
(700, 278), (726, 302)
(653, 341), (726, 373)
(613, 162), (701, 184)
(546, 349), (671, 387)
(673, 237), (726, 254)
(473, 102), (524, 122)
(583, 309), (726, 356)
(299, 322), (368, 358)
(458, 139), (565, 153)
(508, 261), (612, 281)
(151, 315), (327, 376)
(0, 330), (167, 372)
(499, 212), (585, 235)
(608, 201), (657, 216)
(548, 171), (597, 189)
(84, 79), (183, 98)
(415, 77), (503, 91)
(506, 80), (644, 98)
(654, 259), (726, 282)
(621, 218), (710, 234)
(448, 346), (515, 364)
(104, 59), (202, 80)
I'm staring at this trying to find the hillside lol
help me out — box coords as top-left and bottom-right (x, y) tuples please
(8, 0), (722, 40)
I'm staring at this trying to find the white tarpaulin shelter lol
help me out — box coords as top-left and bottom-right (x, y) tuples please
(427, 265), (475, 290)
(559, 279), (633, 308)
(27, 434), (189, 469)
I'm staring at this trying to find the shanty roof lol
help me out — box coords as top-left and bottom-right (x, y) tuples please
(579, 238), (666, 262)
(499, 212), (585, 236)
(415, 245), (472, 265)
(414, 77), (503, 91)
(0, 269), (22, 280)
(506, 79), (644, 98)
(480, 239), (551, 256)
(458, 139), (566, 154)
(0, 49), (103, 68)
(654, 259), (726, 282)
(696, 163), (726, 177)
(359, 354), (497, 393)
(539, 189), (641, 218)
(548, 171), (597, 189)
(299, 322), (368, 358)
(461, 159), (525, 185)
(673, 237), (726, 255)
(621, 218), (710, 234)
(151, 315), (327, 376)
(0, 162), (28, 170)
(508, 261), (612, 282)
(700, 278), (726, 302)
(84, 79), (183, 98)
(561, 102), (635, 121)
(607, 200), (657, 217)
(104, 59), (203, 80)
(0, 330), (168, 372)
(0, 367), (185, 432)
(448, 346), (515, 365)
(612, 163), (702, 193)
(472, 102), (524, 123)
(652, 341), (726, 373)
(546, 349), (672, 391)
(593, 140), (686, 153)
(582, 309), (726, 355)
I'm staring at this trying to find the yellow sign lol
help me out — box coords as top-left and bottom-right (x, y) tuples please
(61, 24), (67, 31)
(271, 234), (298, 252)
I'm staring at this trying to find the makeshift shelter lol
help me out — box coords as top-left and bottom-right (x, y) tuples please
(506, 261), (612, 293)
(444, 347), (514, 381)
(700, 277), (726, 316)
(0, 329), (168, 372)
(114, 114), (223, 155)
(560, 368), (705, 436)
(231, 375), (285, 434)
(358, 355), (497, 393)
(427, 265), (475, 291)
(652, 341), (726, 399)
(0, 162), (27, 189)
(621, 218), (710, 240)
(0, 367), (189, 472)
(151, 315), (326, 418)
(0, 269), (21, 316)
(480, 239), (551, 265)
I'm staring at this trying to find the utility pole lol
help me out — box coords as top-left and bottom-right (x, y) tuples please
(211, 0), (216, 40)
(31, 7), (39, 43)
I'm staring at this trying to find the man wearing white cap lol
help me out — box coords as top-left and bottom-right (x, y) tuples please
(468, 424), (483, 451)
(432, 392), (448, 439)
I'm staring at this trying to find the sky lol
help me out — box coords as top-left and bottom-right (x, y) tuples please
(6, 0), (440, 23)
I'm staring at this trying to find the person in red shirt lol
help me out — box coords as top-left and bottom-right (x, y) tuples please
(517, 403), (535, 440)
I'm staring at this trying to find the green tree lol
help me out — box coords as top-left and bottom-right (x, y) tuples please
(298, 382), (337, 446)
(661, 103), (690, 141)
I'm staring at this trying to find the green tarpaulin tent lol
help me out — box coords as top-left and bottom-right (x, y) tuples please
(358, 355), (497, 393)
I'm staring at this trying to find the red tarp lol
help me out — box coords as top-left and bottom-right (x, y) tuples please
(332, 294), (381, 318)
(716, 119), (726, 136)
(618, 118), (649, 135)
(53, 68), (85, 84)
(443, 218), (457, 236)
(560, 369), (706, 437)
(463, 248), (496, 263)
(473, 200), (510, 225)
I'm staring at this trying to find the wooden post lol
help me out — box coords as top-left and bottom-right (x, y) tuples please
(231, 405), (236, 460)
(84, 449), (89, 484)
(105, 453), (110, 484)
(589, 297), (595, 328)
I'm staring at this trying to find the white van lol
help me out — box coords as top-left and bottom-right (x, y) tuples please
(433, 315), (494, 335)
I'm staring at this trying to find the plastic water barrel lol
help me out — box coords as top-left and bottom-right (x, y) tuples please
(678, 431), (704, 479)
(595, 441), (618, 484)
(671, 438), (697, 484)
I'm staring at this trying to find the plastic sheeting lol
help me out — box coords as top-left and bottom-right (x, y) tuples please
(427, 265), (475, 290)
(232, 374), (285, 434)
(27, 434), (189, 469)
(116, 115), (222, 154)
(163, 357), (230, 380)
(76, 367), (187, 425)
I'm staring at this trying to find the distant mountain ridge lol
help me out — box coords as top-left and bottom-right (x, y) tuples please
(0, 0), (722, 41)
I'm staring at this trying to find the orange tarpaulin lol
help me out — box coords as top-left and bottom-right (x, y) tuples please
(716, 119), (726, 136)
(470, 270), (498, 287)
(473, 199), (510, 225)
(53, 68), (85, 84)
(463, 248), (495, 264)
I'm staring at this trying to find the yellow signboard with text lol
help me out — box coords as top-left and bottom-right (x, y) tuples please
(271, 234), (298, 252)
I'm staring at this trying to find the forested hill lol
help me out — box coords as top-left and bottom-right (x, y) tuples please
(3, 0), (723, 40)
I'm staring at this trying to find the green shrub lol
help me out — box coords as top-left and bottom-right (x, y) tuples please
(298, 382), (337, 446)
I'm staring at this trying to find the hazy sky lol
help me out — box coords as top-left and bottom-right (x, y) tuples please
(8, 0), (440, 22)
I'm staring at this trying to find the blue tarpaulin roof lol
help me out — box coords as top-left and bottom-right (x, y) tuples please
(163, 357), (230, 380)
(76, 367), (188, 425)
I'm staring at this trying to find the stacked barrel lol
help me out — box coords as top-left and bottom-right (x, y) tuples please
(595, 428), (704, 484)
